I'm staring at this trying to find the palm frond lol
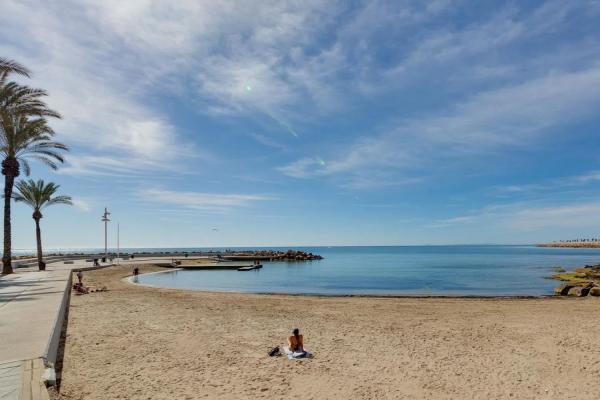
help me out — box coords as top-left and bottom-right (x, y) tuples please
(46, 195), (73, 206)
(0, 82), (60, 119)
(29, 156), (60, 170)
(0, 114), (67, 170)
(18, 157), (31, 176)
(13, 179), (73, 212)
(0, 57), (30, 79)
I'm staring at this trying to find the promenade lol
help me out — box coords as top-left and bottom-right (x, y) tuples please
(0, 255), (205, 400)
(0, 259), (106, 400)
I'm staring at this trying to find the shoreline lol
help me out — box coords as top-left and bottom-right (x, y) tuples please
(128, 264), (562, 299)
(126, 269), (558, 299)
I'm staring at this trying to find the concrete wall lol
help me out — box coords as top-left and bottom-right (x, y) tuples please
(43, 272), (71, 368)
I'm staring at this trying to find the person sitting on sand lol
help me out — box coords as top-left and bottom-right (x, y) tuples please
(284, 328), (309, 359)
(73, 282), (88, 294)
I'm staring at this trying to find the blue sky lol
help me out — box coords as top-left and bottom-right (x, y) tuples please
(1, 0), (600, 249)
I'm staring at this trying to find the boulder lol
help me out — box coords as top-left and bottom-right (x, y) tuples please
(554, 283), (574, 296)
(567, 286), (590, 297)
(589, 287), (600, 297)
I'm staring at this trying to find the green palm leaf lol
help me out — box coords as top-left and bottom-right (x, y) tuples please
(13, 179), (73, 211)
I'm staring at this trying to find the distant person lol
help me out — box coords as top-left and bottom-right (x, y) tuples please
(77, 270), (83, 284)
(73, 282), (88, 294)
(133, 266), (139, 276)
(93, 258), (99, 266)
(284, 328), (310, 359)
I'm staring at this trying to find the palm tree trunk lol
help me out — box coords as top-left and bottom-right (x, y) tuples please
(34, 215), (43, 270)
(1, 157), (17, 274)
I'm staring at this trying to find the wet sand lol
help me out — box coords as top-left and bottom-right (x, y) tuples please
(55, 265), (600, 400)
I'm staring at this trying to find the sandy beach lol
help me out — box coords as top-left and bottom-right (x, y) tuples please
(54, 265), (600, 400)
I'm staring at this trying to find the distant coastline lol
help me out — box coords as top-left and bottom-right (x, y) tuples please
(538, 241), (600, 248)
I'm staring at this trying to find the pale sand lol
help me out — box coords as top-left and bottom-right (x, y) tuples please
(55, 265), (600, 400)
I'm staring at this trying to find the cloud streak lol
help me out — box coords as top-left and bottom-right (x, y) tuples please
(429, 200), (600, 232)
(281, 65), (600, 186)
(139, 188), (275, 214)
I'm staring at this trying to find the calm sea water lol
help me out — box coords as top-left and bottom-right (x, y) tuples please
(131, 245), (600, 296)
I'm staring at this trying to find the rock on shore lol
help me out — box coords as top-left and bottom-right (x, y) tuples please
(551, 265), (600, 297)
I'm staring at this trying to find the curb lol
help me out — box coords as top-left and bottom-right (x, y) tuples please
(42, 272), (71, 369)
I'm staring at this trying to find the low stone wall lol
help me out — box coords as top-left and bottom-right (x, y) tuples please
(43, 272), (71, 369)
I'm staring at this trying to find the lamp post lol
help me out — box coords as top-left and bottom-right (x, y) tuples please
(117, 222), (120, 265)
(101, 207), (110, 260)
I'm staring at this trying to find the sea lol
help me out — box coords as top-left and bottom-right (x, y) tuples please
(47, 244), (600, 296)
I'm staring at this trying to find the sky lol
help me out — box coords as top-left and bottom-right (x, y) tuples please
(1, 0), (600, 249)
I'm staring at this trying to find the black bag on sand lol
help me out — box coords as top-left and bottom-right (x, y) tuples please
(268, 346), (280, 357)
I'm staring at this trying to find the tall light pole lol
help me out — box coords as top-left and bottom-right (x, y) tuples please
(102, 207), (110, 259)
(117, 222), (120, 265)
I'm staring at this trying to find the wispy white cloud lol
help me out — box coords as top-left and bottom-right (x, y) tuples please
(247, 132), (289, 151)
(278, 157), (326, 178)
(71, 198), (92, 212)
(428, 200), (600, 232)
(281, 66), (600, 185)
(138, 188), (275, 214)
(2, 0), (599, 193)
(0, 0), (202, 177)
(370, 0), (597, 90)
(428, 216), (476, 229)
(507, 203), (600, 230)
(58, 155), (151, 177)
(493, 170), (600, 196)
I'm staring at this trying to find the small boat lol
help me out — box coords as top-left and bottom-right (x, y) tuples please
(237, 264), (263, 271)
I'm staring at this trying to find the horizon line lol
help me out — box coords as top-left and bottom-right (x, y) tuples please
(12, 243), (540, 251)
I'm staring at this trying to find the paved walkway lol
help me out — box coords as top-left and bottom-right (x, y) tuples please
(0, 269), (70, 363)
(0, 256), (192, 400)
(0, 259), (108, 400)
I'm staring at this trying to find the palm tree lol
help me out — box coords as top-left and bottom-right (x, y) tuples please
(0, 116), (67, 273)
(13, 179), (72, 270)
(0, 58), (64, 274)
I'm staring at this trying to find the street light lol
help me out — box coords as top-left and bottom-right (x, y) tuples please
(101, 207), (110, 260)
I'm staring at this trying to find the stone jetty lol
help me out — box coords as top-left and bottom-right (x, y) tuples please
(220, 250), (323, 261)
